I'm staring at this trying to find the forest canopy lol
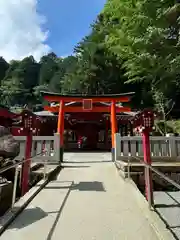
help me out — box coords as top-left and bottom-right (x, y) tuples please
(0, 0), (180, 118)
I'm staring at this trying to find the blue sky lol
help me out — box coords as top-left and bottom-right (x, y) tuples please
(37, 0), (107, 57)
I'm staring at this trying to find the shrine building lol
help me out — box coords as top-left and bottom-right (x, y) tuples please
(40, 91), (137, 159)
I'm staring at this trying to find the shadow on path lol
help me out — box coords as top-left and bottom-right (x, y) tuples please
(44, 181), (106, 192)
(7, 181), (74, 237)
(8, 207), (48, 229)
(5, 180), (105, 239)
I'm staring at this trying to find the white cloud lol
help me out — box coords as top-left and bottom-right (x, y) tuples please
(0, 0), (51, 62)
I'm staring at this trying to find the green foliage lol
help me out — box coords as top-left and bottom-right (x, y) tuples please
(39, 52), (59, 85)
(0, 57), (9, 82)
(166, 120), (180, 134)
(0, 53), (78, 107)
(0, 0), (180, 118)
(61, 5), (151, 108)
(104, 0), (180, 112)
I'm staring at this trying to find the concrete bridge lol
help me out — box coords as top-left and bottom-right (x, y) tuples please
(0, 152), (174, 240)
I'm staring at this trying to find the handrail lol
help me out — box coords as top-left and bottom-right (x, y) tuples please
(0, 149), (48, 210)
(127, 155), (180, 208)
(130, 155), (180, 190)
(0, 151), (46, 175)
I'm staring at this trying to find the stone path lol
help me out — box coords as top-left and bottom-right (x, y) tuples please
(154, 190), (180, 239)
(0, 152), (170, 240)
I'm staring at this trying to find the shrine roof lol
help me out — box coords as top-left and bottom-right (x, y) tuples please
(40, 91), (135, 99)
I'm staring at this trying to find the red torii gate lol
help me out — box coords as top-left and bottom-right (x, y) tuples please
(41, 91), (134, 161)
(16, 93), (155, 206)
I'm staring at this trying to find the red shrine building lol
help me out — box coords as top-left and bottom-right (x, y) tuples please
(0, 93), (154, 156)
(41, 91), (136, 156)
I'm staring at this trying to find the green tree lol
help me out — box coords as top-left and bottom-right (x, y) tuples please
(0, 56), (40, 106)
(0, 57), (9, 82)
(39, 52), (59, 85)
(62, 11), (143, 108)
(104, 0), (180, 111)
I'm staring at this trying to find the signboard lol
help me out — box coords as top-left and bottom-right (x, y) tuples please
(82, 99), (93, 111)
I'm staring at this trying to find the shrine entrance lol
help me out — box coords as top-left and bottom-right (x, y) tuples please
(41, 91), (134, 161)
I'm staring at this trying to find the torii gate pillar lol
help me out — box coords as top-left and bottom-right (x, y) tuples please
(111, 100), (117, 161)
(57, 100), (64, 162)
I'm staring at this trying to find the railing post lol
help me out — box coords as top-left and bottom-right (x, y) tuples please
(169, 137), (177, 158)
(11, 166), (19, 209)
(142, 129), (154, 208)
(54, 133), (61, 164)
(115, 133), (120, 161)
(105, 119), (109, 149)
(21, 134), (32, 196)
(44, 158), (47, 180)
(127, 156), (131, 179)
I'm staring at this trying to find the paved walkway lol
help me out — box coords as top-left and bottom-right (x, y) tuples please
(1, 153), (167, 240)
(154, 190), (180, 239)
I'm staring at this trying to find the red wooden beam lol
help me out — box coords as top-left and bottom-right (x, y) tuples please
(43, 95), (131, 103)
(44, 106), (131, 113)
